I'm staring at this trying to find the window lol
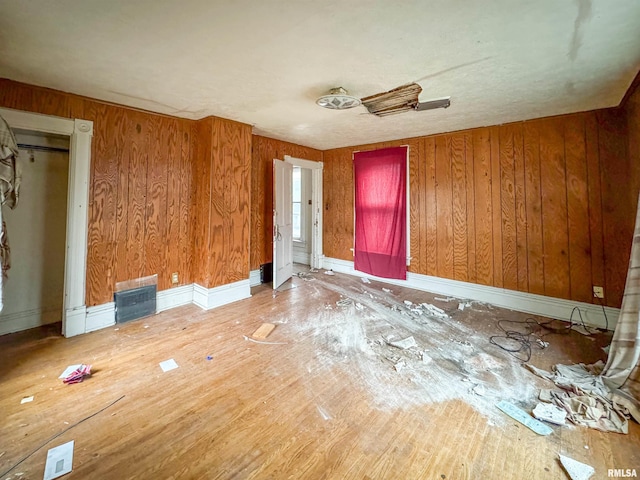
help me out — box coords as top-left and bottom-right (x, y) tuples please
(292, 167), (302, 241)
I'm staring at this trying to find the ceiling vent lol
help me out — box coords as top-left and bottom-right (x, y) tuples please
(316, 87), (361, 110)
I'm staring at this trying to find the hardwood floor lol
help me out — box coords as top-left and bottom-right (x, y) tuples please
(1, 269), (639, 479)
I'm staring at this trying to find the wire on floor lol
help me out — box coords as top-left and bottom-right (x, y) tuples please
(0, 395), (125, 478)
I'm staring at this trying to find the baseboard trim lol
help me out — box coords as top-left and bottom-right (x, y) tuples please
(249, 269), (261, 287)
(193, 279), (251, 310)
(322, 257), (620, 330)
(0, 306), (62, 336)
(157, 284), (194, 312)
(86, 302), (116, 332)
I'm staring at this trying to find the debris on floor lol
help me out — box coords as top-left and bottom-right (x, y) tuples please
(252, 323), (276, 340)
(458, 302), (472, 311)
(472, 384), (486, 396)
(388, 336), (418, 350)
(536, 339), (550, 349)
(20, 396), (33, 404)
(525, 362), (629, 434)
(159, 359), (179, 372)
(43, 440), (74, 480)
(382, 287), (392, 293)
(336, 298), (352, 307)
(532, 402), (567, 425)
(434, 296), (455, 302)
(324, 270), (335, 276)
(60, 364), (92, 384)
(496, 400), (553, 435)
(421, 303), (448, 319)
(559, 454), (595, 480)
(361, 277), (371, 284)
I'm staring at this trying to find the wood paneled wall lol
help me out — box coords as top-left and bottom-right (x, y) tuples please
(623, 77), (640, 217)
(323, 111), (635, 308)
(0, 79), (251, 305)
(192, 117), (252, 288)
(250, 135), (322, 270)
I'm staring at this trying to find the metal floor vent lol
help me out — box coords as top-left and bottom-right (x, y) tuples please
(115, 284), (157, 323)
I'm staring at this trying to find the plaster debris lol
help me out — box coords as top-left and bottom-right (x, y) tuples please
(539, 389), (553, 403)
(355, 303), (365, 311)
(536, 339), (550, 349)
(421, 303), (448, 319)
(458, 302), (472, 311)
(602, 344), (610, 354)
(388, 336), (418, 350)
(532, 402), (567, 425)
(382, 288), (392, 293)
(20, 396), (33, 404)
(394, 360), (407, 372)
(361, 277), (371, 284)
(525, 362), (629, 433)
(472, 384), (486, 396)
(336, 299), (352, 307)
(559, 454), (594, 480)
(324, 270), (335, 276)
(434, 296), (455, 302)
(403, 300), (413, 306)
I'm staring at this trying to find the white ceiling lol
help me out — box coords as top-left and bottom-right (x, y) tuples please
(1, 0), (639, 150)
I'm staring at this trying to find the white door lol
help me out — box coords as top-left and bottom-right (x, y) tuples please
(273, 159), (293, 289)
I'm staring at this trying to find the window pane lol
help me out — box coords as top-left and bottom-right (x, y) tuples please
(292, 167), (301, 202)
(292, 201), (301, 239)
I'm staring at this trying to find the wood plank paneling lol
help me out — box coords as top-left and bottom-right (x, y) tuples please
(464, 132), (476, 284)
(598, 109), (630, 307)
(451, 134), (468, 281)
(513, 124), (528, 292)
(490, 127), (504, 288)
(435, 136), (454, 279)
(539, 118), (570, 299)
(564, 115), (592, 303)
(424, 138), (438, 276)
(321, 109), (635, 308)
(499, 125), (518, 290)
(523, 121), (545, 295)
(473, 128), (493, 286)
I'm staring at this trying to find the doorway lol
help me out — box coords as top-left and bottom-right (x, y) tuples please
(0, 132), (70, 335)
(271, 155), (323, 289)
(0, 107), (93, 337)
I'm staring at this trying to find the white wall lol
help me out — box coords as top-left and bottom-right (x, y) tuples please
(293, 167), (312, 265)
(0, 133), (69, 334)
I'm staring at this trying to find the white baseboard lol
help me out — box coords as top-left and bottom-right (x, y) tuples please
(0, 306), (62, 336)
(250, 269), (261, 287)
(64, 306), (87, 337)
(193, 279), (251, 310)
(86, 302), (115, 332)
(322, 257), (620, 330)
(157, 284), (193, 312)
(293, 251), (311, 265)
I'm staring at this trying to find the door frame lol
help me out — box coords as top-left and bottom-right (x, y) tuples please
(0, 107), (93, 337)
(284, 155), (323, 269)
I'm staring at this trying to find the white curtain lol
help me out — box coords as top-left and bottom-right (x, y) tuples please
(602, 191), (640, 422)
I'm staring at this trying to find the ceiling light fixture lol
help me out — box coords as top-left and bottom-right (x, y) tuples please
(316, 87), (361, 110)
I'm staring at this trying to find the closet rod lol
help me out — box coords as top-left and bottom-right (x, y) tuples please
(17, 143), (70, 153)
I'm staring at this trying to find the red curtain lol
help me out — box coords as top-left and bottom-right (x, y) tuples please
(353, 146), (407, 280)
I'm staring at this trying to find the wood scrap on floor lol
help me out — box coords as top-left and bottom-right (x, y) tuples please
(252, 323), (276, 340)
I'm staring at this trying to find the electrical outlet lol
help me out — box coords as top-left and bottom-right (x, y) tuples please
(593, 286), (604, 299)
(171, 272), (179, 285)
